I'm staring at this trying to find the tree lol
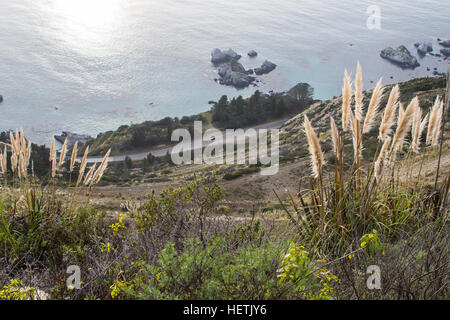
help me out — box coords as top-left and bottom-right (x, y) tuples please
(124, 156), (133, 169)
(146, 153), (156, 165)
(166, 121), (173, 141)
(249, 90), (261, 105)
(218, 95), (228, 107)
(164, 151), (172, 165)
(180, 116), (191, 124)
(212, 95), (230, 125)
(131, 127), (147, 147)
(274, 99), (286, 118)
(114, 161), (125, 176)
(288, 83), (314, 102)
(30, 143), (50, 178)
(235, 96), (245, 115)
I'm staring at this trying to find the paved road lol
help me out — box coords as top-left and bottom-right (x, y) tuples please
(85, 119), (287, 163)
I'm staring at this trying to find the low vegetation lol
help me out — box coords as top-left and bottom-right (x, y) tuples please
(83, 83), (316, 156)
(0, 69), (448, 300)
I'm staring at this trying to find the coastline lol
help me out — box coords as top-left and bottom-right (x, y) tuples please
(80, 74), (446, 161)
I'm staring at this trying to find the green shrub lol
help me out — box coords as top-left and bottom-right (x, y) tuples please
(0, 280), (37, 300)
(123, 237), (292, 300)
(223, 166), (260, 180)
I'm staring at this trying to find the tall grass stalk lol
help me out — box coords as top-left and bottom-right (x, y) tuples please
(434, 72), (449, 190)
(294, 64), (448, 252)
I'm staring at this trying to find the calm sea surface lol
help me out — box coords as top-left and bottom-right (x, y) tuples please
(0, 0), (449, 144)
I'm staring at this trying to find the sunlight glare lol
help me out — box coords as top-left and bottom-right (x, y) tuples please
(51, 0), (122, 37)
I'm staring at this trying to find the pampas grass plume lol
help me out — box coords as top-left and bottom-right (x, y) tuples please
(363, 78), (384, 134)
(304, 115), (324, 178)
(379, 84), (400, 141)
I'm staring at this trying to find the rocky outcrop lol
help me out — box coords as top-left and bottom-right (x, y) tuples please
(440, 48), (450, 57)
(211, 49), (276, 88)
(380, 45), (420, 69)
(0, 95), (3, 103)
(248, 50), (258, 57)
(254, 60), (277, 75)
(217, 62), (255, 88)
(55, 132), (92, 150)
(439, 40), (450, 48)
(414, 41), (432, 55)
(211, 48), (241, 64)
(433, 70), (445, 76)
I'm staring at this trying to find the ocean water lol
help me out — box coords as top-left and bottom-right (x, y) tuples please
(0, 0), (449, 145)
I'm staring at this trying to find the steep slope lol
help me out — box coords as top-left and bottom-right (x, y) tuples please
(91, 76), (449, 214)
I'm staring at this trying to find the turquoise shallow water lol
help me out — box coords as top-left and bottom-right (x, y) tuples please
(0, 0), (449, 145)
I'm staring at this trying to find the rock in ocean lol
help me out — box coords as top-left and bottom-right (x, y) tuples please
(247, 50), (258, 57)
(217, 62), (255, 88)
(254, 60), (277, 75)
(414, 41), (433, 55)
(380, 45), (420, 69)
(211, 48), (241, 64)
(440, 48), (450, 57)
(211, 48), (276, 88)
(55, 132), (92, 150)
(439, 40), (450, 48)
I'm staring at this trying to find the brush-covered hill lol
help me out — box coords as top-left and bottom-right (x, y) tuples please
(92, 76), (449, 215)
(83, 83), (315, 156)
(279, 76), (448, 173)
(1, 75), (448, 301)
(281, 76), (446, 145)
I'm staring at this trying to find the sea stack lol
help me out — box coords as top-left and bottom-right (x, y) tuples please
(414, 41), (433, 56)
(440, 48), (450, 57)
(247, 50), (258, 57)
(211, 48), (241, 65)
(254, 60), (277, 75)
(380, 45), (420, 69)
(211, 48), (277, 88)
(439, 40), (450, 48)
(217, 62), (256, 88)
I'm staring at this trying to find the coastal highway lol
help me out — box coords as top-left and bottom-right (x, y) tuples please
(85, 119), (287, 163)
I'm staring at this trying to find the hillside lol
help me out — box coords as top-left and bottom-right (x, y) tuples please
(282, 76), (446, 143)
(1, 74), (448, 301)
(89, 76), (449, 214)
(82, 83), (315, 156)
